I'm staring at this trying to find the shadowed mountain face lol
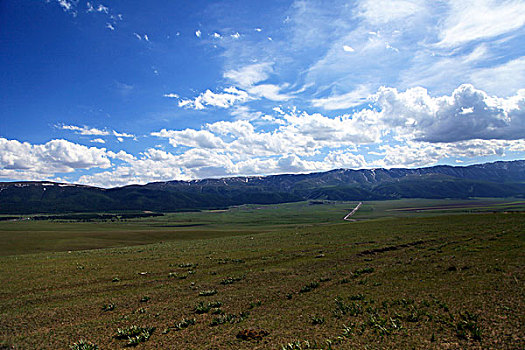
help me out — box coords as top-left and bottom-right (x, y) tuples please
(1, 160), (524, 214)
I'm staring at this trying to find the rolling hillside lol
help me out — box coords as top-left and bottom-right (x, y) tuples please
(1, 160), (524, 214)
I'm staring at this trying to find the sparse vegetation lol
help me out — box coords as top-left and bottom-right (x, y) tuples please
(114, 326), (155, 346)
(102, 303), (115, 311)
(173, 317), (196, 331)
(70, 339), (99, 350)
(198, 289), (217, 297)
(0, 201), (523, 349)
(299, 281), (320, 293)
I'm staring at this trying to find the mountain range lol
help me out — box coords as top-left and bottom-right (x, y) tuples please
(1, 160), (524, 214)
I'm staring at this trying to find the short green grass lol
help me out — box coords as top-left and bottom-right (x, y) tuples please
(0, 198), (522, 256)
(0, 199), (523, 349)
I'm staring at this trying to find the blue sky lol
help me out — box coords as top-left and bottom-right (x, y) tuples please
(1, 0), (524, 187)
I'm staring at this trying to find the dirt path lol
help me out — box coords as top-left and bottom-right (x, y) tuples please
(343, 202), (362, 221)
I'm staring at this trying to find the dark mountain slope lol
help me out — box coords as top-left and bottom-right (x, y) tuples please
(0, 160), (523, 214)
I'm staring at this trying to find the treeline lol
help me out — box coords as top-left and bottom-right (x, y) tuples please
(30, 213), (164, 222)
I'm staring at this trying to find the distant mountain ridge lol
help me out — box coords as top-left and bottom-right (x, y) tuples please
(1, 160), (524, 214)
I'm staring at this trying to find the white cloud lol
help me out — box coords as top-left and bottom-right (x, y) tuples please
(144, 34), (150, 42)
(399, 44), (491, 93)
(231, 32), (241, 39)
(374, 84), (525, 142)
(61, 125), (110, 136)
(163, 93), (179, 98)
(436, 0), (525, 48)
(357, 0), (424, 25)
(96, 4), (109, 14)
(195, 30), (202, 38)
(223, 62), (273, 88)
(151, 129), (226, 149)
(248, 84), (291, 101)
(0, 138), (112, 179)
(212, 32), (222, 39)
(57, 0), (74, 12)
(106, 23), (115, 31)
(373, 139), (525, 168)
(90, 138), (106, 144)
(311, 85), (371, 110)
(470, 57), (525, 96)
(61, 124), (135, 140)
(178, 87), (250, 110)
(343, 45), (355, 52)
(113, 130), (135, 138)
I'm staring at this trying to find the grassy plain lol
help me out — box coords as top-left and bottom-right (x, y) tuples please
(0, 199), (524, 349)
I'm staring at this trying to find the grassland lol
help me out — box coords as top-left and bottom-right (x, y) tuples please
(0, 199), (523, 349)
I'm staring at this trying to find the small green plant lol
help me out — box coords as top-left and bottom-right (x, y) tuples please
(341, 324), (353, 338)
(194, 301), (210, 314)
(70, 339), (98, 350)
(349, 294), (365, 301)
(102, 303), (115, 311)
(140, 296), (150, 302)
(280, 340), (330, 349)
(249, 300), (262, 309)
(333, 297), (362, 318)
(300, 281), (320, 293)
(199, 289), (217, 296)
(209, 311), (249, 326)
(173, 317), (196, 331)
(114, 326), (155, 346)
(220, 275), (244, 285)
(353, 267), (374, 278)
(456, 312), (482, 341)
(178, 262), (197, 268)
(311, 315), (325, 325)
(211, 308), (223, 315)
(194, 301), (223, 314)
(112, 277), (120, 282)
(208, 301), (222, 308)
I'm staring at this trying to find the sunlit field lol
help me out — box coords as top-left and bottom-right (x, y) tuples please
(0, 199), (523, 349)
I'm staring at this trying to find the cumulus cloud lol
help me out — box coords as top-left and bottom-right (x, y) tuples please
(152, 129), (226, 149)
(374, 84), (525, 142)
(0, 138), (112, 180)
(48, 84), (525, 187)
(153, 106), (381, 163)
(373, 139), (525, 168)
